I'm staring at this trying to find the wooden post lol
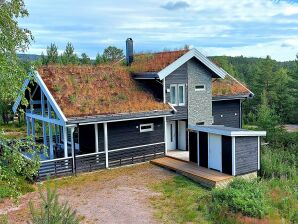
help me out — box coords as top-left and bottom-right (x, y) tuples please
(232, 136), (236, 176)
(63, 126), (68, 158)
(26, 117), (30, 136)
(95, 123), (99, 163)
(48, 102), (54, 159)
(104, 122), (108, 168)
(41, 91), (47, 146)
(164, 116), (167, 155)
(70, 127), (75, 173)
(31, 118), (35, 142)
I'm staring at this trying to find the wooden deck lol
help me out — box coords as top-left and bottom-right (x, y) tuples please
(151, 157), (233, 188)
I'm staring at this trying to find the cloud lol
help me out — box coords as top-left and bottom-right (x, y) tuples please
(161, 1), (190, 10)
(20, 0), (298, 61)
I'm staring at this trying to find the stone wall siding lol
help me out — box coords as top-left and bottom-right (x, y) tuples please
(187, 58), (213, 125)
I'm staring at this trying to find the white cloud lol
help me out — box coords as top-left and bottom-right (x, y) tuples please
(202, 37), (298, 61)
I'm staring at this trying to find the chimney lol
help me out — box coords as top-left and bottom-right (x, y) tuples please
(126, 38), (133, 65)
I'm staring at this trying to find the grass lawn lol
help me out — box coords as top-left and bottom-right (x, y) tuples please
(150, 175), (212, 224)
(0, 122), (27, 139)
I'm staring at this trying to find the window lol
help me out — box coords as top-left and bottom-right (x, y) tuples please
(178, 84), (185, 106)
(140, 123), (154, 132)
(195, 84), (206, 91)
(170, 85), (177, 105)
(170, 84), (185, 106)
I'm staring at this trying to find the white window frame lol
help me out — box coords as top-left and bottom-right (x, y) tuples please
(195, 84), (206, 91)
(170, 84), (178, 106)
(140, 123), (154, 132)
(178, 84), (185, 106)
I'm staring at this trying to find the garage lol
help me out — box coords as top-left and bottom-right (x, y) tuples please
(188, 125), (266, 176)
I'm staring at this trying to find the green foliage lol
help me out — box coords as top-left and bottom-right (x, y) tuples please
(53, 84), (62, 92)
(68, 95), (76, 104)
(150, 176), (210, 224)
(80, 53), (91, 64)
(0, 0), (33, 123)
(0, 178), (34, 201)
(95, 46), (124, 64)
(0, 134), (45, 198)
(46, 43), (60, 64)
(61, 42), (79, 65)
(29, 182), (80, 224)
(211, 179), (269, 218)
(260, 145), (297, 180)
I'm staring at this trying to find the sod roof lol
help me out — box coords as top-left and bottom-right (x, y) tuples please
(130, 49), (189, 73)
(212, 75), (252, 97)
(38, 65), (170, 118)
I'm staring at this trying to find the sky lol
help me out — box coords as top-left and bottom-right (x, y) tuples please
(20, 0), (298, 61)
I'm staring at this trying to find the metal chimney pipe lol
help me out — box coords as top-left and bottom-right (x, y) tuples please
(126, 38), (133, 66)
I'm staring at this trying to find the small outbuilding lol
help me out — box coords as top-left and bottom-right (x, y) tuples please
(188, 125), (266, 176)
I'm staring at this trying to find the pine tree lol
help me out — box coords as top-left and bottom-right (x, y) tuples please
(46, 43), (59, 64)
(29, 182), (80, 224)
(80, 53), (91, 64)
(61, 42), (79, 65)
(102, 46), (124, 62)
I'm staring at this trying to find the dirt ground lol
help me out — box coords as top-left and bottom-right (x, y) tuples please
(0, 163), (175, 224)
(284, 124), (298, 133)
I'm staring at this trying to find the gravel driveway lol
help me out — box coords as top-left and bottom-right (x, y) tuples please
(0, 163), (174, 224)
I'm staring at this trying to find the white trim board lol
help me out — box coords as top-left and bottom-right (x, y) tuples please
(188, 125), (266, 137)
(158, 48), (227, 80)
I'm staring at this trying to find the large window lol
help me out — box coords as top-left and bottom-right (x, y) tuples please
(170, 85), (177, 105)
(178, 84), (185, 106)
(170, 84), (185, 106)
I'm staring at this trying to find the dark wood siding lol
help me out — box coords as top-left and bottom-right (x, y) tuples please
(199, 131), (208, 168)
(189, 132), (198, 163)
(212, 100), (241, 128)
(165, 63), (188, 120)
(78, 124), (95, 154)
(222, 136), (232, 175)
(235, 136), (258, 175)
(107, 118), (164, 150)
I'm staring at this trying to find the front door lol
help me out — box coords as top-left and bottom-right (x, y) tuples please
(208, 134), (222, 172)
(167, 121), (176, 150)
(178, 121), (186, 150)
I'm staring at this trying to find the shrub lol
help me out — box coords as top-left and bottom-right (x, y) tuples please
(29, 182), (80, 224)
(260, 146), (297, 180)
(211, 178), (269, 218)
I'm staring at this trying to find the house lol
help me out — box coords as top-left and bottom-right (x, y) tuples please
(13, 38), (266, 181)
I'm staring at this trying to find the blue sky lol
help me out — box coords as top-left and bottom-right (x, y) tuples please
(20, 0), (298, 61)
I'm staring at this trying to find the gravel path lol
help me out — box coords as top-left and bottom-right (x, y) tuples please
(0, 163), (174, 224)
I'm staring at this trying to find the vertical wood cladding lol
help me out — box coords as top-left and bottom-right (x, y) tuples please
(222, 136), (232, 175)
(78, 124), (95, 154)
(107, 117), (164, 150)
(199, 131), (208, 168)
(235, 136), (258, 175)
(165, 63), (188, 120)
(189, 132), (198, 163)
(212, 99), (241, 128)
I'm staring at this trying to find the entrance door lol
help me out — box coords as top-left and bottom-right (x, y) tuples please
(167, 121), (176, 150)
(178, 121), (186, 150)
(208, 134), (222, 172)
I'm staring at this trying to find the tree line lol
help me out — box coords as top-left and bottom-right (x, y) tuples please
(39, 42), (124, 65)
